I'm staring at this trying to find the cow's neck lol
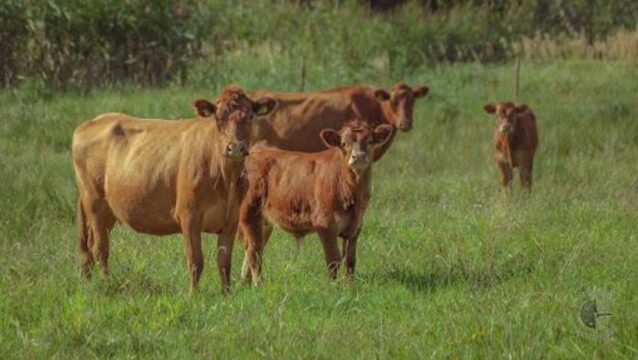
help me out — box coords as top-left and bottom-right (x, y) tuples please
(380, 100), (399, 128)
(334, 154), (372, 211)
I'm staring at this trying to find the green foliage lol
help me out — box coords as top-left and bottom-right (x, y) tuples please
(1, 60), (638, 357)
(2, 1), (638, 90)
(0, 0), (210, 89)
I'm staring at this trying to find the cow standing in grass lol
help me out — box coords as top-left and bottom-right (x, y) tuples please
(249, 82), (428, 161)
(484, 102), (538, 190)
(238, 122), (394, 284)
(72, 86), (276, 295)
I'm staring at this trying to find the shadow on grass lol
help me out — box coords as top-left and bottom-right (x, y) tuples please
(369, 259), (535, 293)
(84, 270), (178, 297)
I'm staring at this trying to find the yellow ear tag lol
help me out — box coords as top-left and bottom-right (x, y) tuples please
(257, 105), (268, 116)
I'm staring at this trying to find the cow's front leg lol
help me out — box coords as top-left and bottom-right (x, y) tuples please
(496, 159), (513, 192)
(179, 213), (204, 296)
(318, 229), (341, 280)
(341, 235), (359, 279)
(217, 229), (236, 295)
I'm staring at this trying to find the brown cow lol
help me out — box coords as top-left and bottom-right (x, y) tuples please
(72, 86), (277, 295)
(247, 82), (428, 161)
(484, 102), (539, 190)
(238, 122), (394, 285)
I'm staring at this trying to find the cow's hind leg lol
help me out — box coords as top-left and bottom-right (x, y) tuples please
(179, 214), (204, 296)
(77, 197), (94, 278)
(84, 198), (115, 277)
(318, 230), (341, 280)
(519, 158), (534, 191)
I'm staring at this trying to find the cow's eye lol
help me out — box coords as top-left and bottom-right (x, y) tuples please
(341, 141), (347, 147)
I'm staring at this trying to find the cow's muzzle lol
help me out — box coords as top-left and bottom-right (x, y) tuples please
(499, 124), (513, 134)
(348, 151), (370, 169)
(224, 142), (249, 159)
(397, 121), (412, 132)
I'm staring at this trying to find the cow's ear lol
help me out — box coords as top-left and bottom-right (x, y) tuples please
(194, 99), (216, 118)
(516, 104), (529, 113)
(253, 97), (277, 116)
(320, 129), (341, 148)
(374, 89), (391, 101)
(484, 104), (496, 114)
(372, 124), (394, 146)
(413, 86), (429, 98)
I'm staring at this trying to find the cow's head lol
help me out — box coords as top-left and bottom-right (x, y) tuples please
(484, 102), (529, 135)
(374, 82), (429, 132)
(194, 86), (276, 160)
(320, 122), (394, 171)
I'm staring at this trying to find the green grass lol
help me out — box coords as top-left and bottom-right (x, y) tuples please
(1, 60), (637, 358)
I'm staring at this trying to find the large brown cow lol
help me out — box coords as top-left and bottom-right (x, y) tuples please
(248, 82), (428, 161)
(484, 102), (539, 190)
(238, 122), (394, 285)
(72, 86), (276, 295)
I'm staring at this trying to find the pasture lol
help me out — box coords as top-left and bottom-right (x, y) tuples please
(1, 60), (637, 358)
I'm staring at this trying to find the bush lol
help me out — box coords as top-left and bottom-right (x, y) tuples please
(0, 0), (210, 90)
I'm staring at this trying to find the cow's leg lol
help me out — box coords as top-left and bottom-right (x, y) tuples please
(341, 236), (359, 279)
(217, 228), (236, 295)
(179, 214), (204, 296)
(496, 160), (513, 191)
(318, 230), (341, 280)
(77, 197), (94, 278)
(520, 158), (534, 191)
(239, 197), (264, 286)
(86, 199), (115, 277)
(241, 221), (272, 284)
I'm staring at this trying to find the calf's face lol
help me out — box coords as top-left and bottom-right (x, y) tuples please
(194, 89), (276, 160)
(375, 82), (428, 132)
(320, 123), (394, 171)
(484, 102), (529, 135)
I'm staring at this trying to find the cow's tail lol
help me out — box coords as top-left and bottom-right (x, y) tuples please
(77, 197), (93, 277)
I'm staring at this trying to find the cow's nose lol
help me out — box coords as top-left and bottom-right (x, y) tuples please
(500, 124), (512, 133)
(349, 151), (369, 167)
(398, 122), (412, 131)
(225, 142), (248, 158)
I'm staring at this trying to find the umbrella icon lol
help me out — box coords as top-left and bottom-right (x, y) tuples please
(580, 299), (612, 329)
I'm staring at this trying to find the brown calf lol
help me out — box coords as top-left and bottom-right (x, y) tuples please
(72, 86), (276, 295)
(484, 102), (539, 190)
(247, 82), (427, 161)
(238, 122), (394, 284)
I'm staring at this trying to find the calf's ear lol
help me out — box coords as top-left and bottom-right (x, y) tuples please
(374, 89), (391, 101)
(413, 86), (429, 98)
(320, 129), (341, 148)
(372, 124), (394, 146)
(253, 97), (278, 116)
(194, 99), (216, 118)
(516, 104), (529, 113)
(483, 104), (496, 114)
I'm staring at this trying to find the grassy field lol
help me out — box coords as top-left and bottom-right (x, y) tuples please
(1, 59), (637, 358)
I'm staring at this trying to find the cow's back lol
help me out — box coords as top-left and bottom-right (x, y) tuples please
(250, 88), (383, 152)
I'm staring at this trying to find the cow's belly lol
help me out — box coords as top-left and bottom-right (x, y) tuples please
(263, 204), (314, 238)
(105, 177), (180, 236)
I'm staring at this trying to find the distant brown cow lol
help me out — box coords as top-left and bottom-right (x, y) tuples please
(72, 86), (276, 295)
(484, 102), (539, 190)
(238, 122), (394, 284)
(248, 82), (428, 161)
